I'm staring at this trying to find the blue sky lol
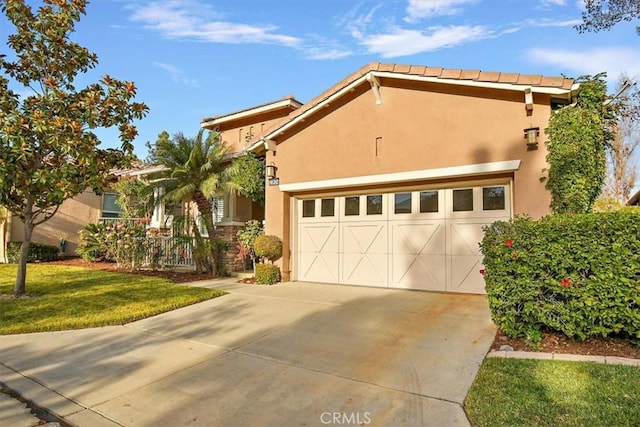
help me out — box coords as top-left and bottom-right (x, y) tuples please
(2, 0), (639, 158)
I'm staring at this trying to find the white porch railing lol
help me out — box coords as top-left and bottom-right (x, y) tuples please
(143, 236), (195, 269)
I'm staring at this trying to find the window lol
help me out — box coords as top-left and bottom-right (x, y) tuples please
(101, 193), (121, 218)
(394, 193), (412, 214)
(212, 196), (224, 223)
(419, 191), (438, 213)
(302, 200), (315, 217)
(367, 195), (383, 215)
(321, 198), (335, 217)
(345, 196), (359, 216)
(453, 189), (473, 212)
(483, 186), (506, 210)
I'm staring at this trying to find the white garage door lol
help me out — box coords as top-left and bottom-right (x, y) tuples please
(296, 183), (511, 294)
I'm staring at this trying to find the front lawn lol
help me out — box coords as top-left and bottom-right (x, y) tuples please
(0, 264), (225, 334)
(465, 358), (640, 427)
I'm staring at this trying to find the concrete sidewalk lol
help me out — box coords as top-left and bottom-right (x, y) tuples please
(1, 280), (496, 426)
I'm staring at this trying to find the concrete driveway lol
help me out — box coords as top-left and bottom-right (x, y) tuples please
(0, 280), (496, 426)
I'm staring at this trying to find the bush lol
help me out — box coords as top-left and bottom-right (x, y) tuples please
(254, 234), (282, 263)
(77, 221), (148, 269)
(255, 263), (281, 285)
(77, 223), (110, 262)
(480, 210), (640, 342)
(237, 220), (264, 270)
(7, 242), (59, 263)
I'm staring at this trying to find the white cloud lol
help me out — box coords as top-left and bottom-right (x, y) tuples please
(357, 25), (491, 57)
(540, 0), (567, 6)
(304, 47), (353, 60)
(526, 18), (583, 27)
(530, 47), (640, 81)
(153, 62), (199, 87)
(128, 1), (300, 46)
(405, 0), (478, 22)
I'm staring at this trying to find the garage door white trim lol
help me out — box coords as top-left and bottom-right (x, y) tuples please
(280, 160), (520, 192)
(295, 181), (511, 294)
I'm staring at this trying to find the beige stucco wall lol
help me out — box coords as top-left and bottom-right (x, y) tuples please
(10, 189), (102, 255)
(213, 111), (289, 154)
(265, 80), (556, 279)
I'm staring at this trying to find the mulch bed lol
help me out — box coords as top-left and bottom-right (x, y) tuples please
(41, 258), (219, 283)
(491, 328), (640, 359)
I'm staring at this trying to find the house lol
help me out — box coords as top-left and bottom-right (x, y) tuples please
(628, 189), (640, 206)
(4, 62), (580, 289)
(243, 62), (578, 294)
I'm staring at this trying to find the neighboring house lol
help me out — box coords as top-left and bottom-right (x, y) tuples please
(627, 189), (640, 206)
(7, 163), (168, 256)
(243, 62), (578, 294)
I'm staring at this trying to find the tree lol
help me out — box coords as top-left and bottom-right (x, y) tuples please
(150, 129), (238, 274)
(232, 153), (265, 205)
(111, 177), (155, 219)
(576, 0), (640, 35)
(545, 74), (618, 214)
(0, 0), (148, 296)
(600, 74), (640, 204)
(0, 205), (8, 263)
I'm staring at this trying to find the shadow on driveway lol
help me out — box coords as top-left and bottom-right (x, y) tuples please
(0, 282), (496, 426)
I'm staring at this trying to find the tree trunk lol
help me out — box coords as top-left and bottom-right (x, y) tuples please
(14, 220), (34, 297)
(193, 192), (219, 276)
(190, 218), (207, 274)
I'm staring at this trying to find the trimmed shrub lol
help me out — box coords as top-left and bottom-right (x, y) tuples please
(255, 263), (281, 285)
(7, 242), (59, 263)
(254, 234), (282, 263)
(480, 210), (640, 342)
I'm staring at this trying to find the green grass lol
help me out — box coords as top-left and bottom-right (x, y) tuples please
(465, 358), (640, 427)
(0, 264), (225, 334)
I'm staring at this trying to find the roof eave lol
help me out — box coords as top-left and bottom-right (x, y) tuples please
(201, 98), (303, 129)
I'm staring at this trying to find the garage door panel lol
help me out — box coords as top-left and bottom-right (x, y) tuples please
(449, 222), (486, 257)
(299, 224), (339, 252)
(342, 224), (387, 254)
(341, 253), (387, 286)
(298, 223), (339, 283)
(448, 255), (485, 294)
(341, 222), (388, 286)
(391, 254), (446, 291)
(391, 222), (445, 255)
(299, 251), (339, 283)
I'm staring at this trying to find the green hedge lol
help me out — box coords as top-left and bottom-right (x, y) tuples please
(7, 242), (60, 263)
(480, 209), (640, 342)
(255, 263), (281, 285)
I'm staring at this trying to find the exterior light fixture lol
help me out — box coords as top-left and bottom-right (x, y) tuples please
(524, 127), (540, 148)
(266, 163), (278, 179)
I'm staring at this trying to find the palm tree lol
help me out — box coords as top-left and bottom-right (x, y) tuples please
(151, 129), (238, 274)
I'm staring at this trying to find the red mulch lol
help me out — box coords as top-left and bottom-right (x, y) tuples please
(37, 258), (640, 359)
(491, 328), (640, 359)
